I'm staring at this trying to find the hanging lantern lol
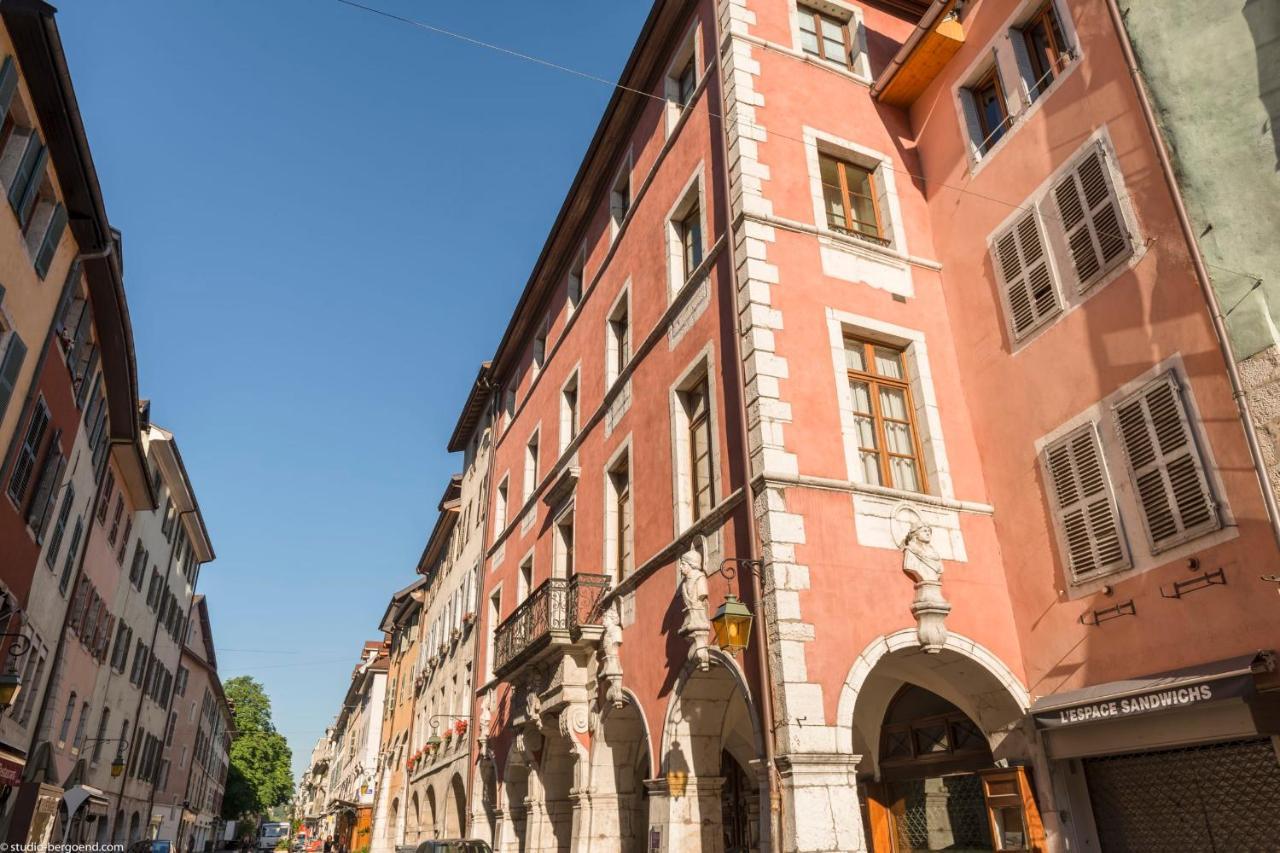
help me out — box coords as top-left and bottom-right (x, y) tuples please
(0, 671), (21, 710)
(711, 595), (753, 655)
(111, 755), (126, 778)
(427, 734), (441, 748)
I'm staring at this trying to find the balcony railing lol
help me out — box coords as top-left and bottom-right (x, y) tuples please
(493, 573), (611, 677)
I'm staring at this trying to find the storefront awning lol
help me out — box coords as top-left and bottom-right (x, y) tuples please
(1032, 651), (1275, 729)
(63, 784), (109, 817)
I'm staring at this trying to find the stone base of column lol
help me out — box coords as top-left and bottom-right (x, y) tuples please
(776, 753), (865, 853)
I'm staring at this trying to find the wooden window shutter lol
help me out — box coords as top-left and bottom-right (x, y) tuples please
(0, 57), (16, 127)
(34, 202), (66, 279)
(1044, 422), (1129, 580)
(993, 210), (1059, 338)
(1052, 146), (1131, 291)
(1113, 371), (1220, 551)
(10, 140), (46, 227)
(0, 330), (27, 424)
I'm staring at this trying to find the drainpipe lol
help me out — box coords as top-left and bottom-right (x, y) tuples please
(1101, 0), (1280, 551)
(711, 30), (782, 853)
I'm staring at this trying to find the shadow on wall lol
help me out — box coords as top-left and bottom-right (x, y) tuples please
(1244, 0), (1280, 169)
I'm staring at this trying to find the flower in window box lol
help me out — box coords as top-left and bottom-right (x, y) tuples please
(450, 628), (461, 642)
(453, 719), (468, 736)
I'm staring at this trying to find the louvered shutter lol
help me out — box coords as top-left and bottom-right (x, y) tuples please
(0, 330), (27, 424)
(1052, 146), (1131, 291)
(34, 202), (66, 279)
(993, 210), (1060, 338)
(1044, 423), (1129, 579)
(11, 140), (46, 227)
(1113, 372), (1220, 551)
(0, 57), (17, 125)
(28, 445), (65, 542)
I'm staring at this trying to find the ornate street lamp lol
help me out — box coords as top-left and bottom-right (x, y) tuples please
(0, 634), (32, 710)
(707, 559), (764, 657)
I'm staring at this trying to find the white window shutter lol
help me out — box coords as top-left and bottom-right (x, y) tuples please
(1052, 146), (1131, 291)
(1113, 372), (1220, 551)
(993, 210), (1060, 339)
(1044, 423), (1130, 580)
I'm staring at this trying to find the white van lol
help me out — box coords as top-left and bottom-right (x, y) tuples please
(257, 823), (290, 851)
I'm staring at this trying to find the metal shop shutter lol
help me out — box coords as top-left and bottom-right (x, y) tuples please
(1083, 738), (1280, 851)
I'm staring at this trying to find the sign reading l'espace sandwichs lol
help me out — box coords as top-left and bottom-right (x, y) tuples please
(1033, 676), (1253, 729)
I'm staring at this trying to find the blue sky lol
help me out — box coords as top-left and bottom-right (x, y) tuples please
(54, 0), (653, 781)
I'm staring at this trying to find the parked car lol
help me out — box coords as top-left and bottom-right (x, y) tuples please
(412, 842), (492, 853)
(127, 840), (173, 853)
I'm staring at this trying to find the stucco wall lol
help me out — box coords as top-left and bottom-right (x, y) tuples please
(1122, 0), (1280, 361)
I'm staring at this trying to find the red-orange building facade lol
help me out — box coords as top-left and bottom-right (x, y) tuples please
(465, 1), (1280, 851)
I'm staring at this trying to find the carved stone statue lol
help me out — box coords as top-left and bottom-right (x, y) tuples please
(677, 547), (711, 670)
(599, 604), (625, 708)
(476, 693), (492, 756)
(901, 522), (951, 653)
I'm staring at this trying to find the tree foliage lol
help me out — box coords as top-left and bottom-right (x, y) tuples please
(222, 676), (293, 820)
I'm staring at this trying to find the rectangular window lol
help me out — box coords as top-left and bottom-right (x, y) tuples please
(970, 67), (1009, 154)
(560, 373), (579, 453)
(1022, 2), (1070, 97)
(607, 295), (630, 388)
(819, 154), (884, 243)
(844, 338), (926, 492)
(57, 693), (75, 745)
(799, 6), (852, 67)
(495, 476), (509, 532)
(59, 518), (81, 594)
(674, 57), (697, 110)
(1113, 372), (1220, 551)
(7, 400), (49, 507)
(686, 380), (714, 521)
(1044, 423), (1129, 580)
(532, 318), (548, 375)
(91, 708), (110, 764)
(518, 557), (533, 602)
(567, 248), (585, 312)
(523, 432), (540, 498)
(993, 210), (1059, 339)
(610, 160), (631, 236)
(1051, 146), (1131, 290)
(27, 440), (65, 541)
(553, 510), (574, 579)
(678, 204), (703, 281)
(611, 455), (632, 583)
(97, 471), (114, 524)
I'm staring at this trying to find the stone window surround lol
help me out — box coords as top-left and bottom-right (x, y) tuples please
(1034, 354), (1236, 598)
(609, 148), (633, 242)
(522, 425), (541, 506)
(602, 434), (633, 586)
(565, 240), (586, 316)
(826, 308), (954, 500)
(953, 0), (1083, 176)
(986, 127), (1147, 353)
(604, 281), (632, 391)
(803, 126), (908, 257)
(552, 499), (576, 580)
(516, 549), (534, 604)
(558, 363), (582, 455)
(664, 163), (708, 302)
(663, 18), (703, 138)
(786, 0), (871, 80)
(669, 342), (723, 538)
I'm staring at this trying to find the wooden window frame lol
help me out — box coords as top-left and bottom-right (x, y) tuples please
(820, 154), (885, 243)
(845, 337), (928, 493)
(798, 5), (854, 68)
(971, 66), (1010, 153)
(679, 204), (703, 280)
(675, 57), (697, 110)
(1023, 2), (1068, 94)
(687, 380), (714, 522)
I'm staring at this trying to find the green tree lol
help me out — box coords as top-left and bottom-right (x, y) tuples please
(222, 676), (294, 820)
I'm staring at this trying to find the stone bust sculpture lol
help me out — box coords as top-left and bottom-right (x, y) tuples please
(900, 521), (950, 653)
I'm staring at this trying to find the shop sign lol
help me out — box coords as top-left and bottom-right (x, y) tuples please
(1034, 674), (1253, 729)
(0, 752), (23, 786)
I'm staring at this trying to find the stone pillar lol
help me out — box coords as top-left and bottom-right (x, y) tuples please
(568, 788), (595, 853)
(645, 775), (724, 853)
(776, 753), (865, 853)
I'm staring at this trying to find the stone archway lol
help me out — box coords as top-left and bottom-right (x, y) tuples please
(407, 791), (420, 844)
(443, 774), (466, 839)
(128, 812), (141, 844)
(837, 630), (1039, 852)
(425, 787), (438, 840)
(111, 810), (124, 844)
(584, 694), (651, 853)
(657, 650), (765, 853)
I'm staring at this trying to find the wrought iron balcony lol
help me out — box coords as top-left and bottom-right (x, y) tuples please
(493, 573), (611, 677)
